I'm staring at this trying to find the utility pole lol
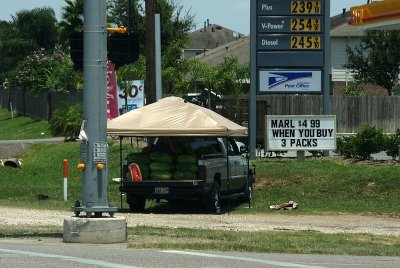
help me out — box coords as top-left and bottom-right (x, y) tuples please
(73, 0), (117, 217)
(145, 0), (156, 104)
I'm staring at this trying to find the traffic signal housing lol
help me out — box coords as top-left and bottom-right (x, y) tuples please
(69, 31), (139, 70)
(108, 32), (139, 68)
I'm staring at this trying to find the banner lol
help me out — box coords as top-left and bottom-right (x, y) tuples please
(106, 63), (119, 120)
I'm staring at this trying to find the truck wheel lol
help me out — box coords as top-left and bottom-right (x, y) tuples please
(206, 182), (220, 214)
(127, 194), (146, 212)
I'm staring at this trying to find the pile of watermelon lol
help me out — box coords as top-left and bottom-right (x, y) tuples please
(126, 146), (198, 181)
(173, 154), (198, 180)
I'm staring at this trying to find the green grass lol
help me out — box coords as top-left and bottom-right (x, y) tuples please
(126, 226), (400, 256)
(250, 158), (400, 215)
(0, 225), (399, 256)
(1, 140), (400, 216)
(0, 108), (54, 139)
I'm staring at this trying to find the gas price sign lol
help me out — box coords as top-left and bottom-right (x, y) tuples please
(255, 0), (328, 94)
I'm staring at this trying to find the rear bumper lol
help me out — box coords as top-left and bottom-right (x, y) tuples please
(120, 180), (208, 199)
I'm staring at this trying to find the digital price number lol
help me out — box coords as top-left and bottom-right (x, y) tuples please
(291, 1), (321, 15)
(290, 35), (321, 49)
(291, 18), (321, 32)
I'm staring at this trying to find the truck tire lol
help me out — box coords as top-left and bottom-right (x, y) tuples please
(205, 182), (220, 214)
(127, 194), (146, 212)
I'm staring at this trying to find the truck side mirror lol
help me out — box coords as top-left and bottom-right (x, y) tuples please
(240, 145), (248, 154)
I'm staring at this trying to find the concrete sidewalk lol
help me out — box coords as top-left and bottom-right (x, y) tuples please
(0, 137), (65, 158)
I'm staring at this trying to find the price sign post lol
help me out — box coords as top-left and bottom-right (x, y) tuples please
(249, 0), (331, 158)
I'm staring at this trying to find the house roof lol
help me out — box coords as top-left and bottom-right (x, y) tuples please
(194, 35), (249, 66)
(186, 23), (245, 50)
(330, 11), (365, 37)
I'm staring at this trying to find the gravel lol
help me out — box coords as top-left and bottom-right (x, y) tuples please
(1, 206), (399, 236)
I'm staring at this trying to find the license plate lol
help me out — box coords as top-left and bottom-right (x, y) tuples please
(154, 187), (169, 194)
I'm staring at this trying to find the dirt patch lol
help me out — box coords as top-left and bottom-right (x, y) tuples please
(0, 206), (399, 237)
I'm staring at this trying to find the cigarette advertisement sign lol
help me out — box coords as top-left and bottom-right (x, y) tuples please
(117, 80), (144, 114)
(265, 115), (336, 151)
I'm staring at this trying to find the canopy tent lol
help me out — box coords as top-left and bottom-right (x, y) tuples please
(107, 96), (247, 137)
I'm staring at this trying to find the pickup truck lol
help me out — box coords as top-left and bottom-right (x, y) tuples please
(120, 136), (255, 213)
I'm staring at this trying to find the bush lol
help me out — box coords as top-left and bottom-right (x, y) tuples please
(335, 124), (385, 160)
(385, 129), (400, 160)
(49, 103), (83, 140)
(335, 136), (356, 158)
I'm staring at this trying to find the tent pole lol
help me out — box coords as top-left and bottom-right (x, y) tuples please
(226, 137), (230, 214)
(119, 136), (123, 210)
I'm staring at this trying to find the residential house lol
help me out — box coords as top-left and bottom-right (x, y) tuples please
(184, 19), (245, 59)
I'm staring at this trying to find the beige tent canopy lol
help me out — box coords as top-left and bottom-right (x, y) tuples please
(107, 96), (247, 137)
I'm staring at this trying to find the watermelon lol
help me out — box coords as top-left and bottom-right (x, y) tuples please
(176, 154), (197, 164)
(149, 161), (174, 171)
(175, 163), (197, 173)
(149, 151), (173, 163)
(150, 172), (172, 180)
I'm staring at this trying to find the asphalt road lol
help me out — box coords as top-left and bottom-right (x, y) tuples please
(0, 239), (399, 268)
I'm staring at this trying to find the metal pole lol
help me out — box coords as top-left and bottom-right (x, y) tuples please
(249, 0), (257, 159)
(145, 0), (156, 104)
(74, 0), (117, 216)
(323, 0), (331, 157)
(155, 13), (162, 101)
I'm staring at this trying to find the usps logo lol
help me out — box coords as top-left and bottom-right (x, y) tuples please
(259, 70), (321, 93)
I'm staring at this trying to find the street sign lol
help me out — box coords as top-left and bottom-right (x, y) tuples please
(93, 142), (108, 164)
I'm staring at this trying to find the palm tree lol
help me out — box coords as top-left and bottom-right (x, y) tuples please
(59, 0), (84, 42)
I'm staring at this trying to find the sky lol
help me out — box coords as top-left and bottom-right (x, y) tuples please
(0, 0), (370, 35)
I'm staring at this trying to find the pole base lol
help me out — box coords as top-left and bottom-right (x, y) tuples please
(63, 216), (126, 244)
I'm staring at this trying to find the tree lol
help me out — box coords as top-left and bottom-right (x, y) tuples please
(8, 45), (81, 119)
(107, 0), (194, 55)
(0, 8), (58, 84)
(59, 0), (84, 42)
(12, 7), (59, 51)
(344, 30), (400, 95)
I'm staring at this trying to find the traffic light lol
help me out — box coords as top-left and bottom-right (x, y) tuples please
(69, 31), (139, 70)
(108, 32), (139, 68)
(69, 32), (83, 70)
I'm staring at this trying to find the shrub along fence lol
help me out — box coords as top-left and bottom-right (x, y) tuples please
(2, 88), (400, 140)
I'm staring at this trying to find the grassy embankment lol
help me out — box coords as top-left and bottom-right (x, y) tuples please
(1, 108), (399, 256)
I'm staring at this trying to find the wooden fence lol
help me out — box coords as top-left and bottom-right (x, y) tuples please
(2, 88), (400, 140)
